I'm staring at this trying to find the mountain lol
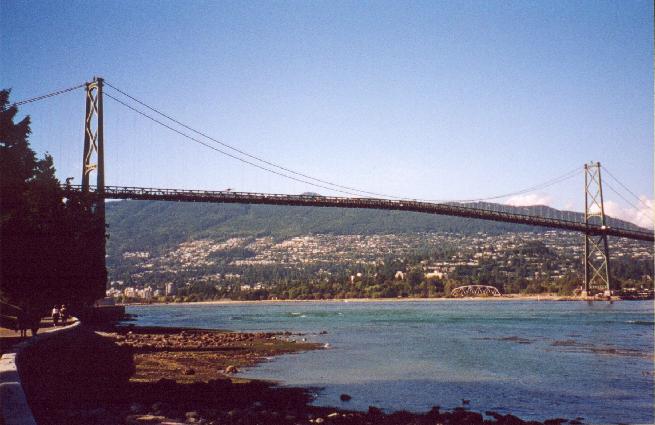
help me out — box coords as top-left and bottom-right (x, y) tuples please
(104, 200), (644, 258)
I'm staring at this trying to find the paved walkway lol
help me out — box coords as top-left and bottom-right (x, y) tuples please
(0, 317), (75, 355)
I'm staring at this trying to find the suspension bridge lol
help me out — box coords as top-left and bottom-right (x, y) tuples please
(7, 77), (655, 296)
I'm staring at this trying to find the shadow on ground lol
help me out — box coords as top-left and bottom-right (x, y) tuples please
(17, 327), (313, 425)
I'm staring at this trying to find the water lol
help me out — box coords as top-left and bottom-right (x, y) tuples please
(126, 300), (654, 424)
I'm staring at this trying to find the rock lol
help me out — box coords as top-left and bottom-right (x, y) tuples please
(224, 365), (239, 374)
(185, 411), (199, 418)
(368, 406), (382, 416)
(150, 401), (168, 415)
(204, 408), (218, 418)
(129, 403), (146, 414)
(135, 415), (168, 423)
(183, 368), (195, 375)
(327, 412), (339, 418)
(426, 406), (441, 419)
(314, 418), (324, 424)
(544, 420), (568, 425)
(496, 413), (526, 425)
(319, 330), (328, 334)
(450, 409), (483, 425)
(126, 415), (168, 424)
(486, 411), (504, 421)
(88, 407), (108, 417)
(340, 393), (352, 401)
(125, 415), (141, 425)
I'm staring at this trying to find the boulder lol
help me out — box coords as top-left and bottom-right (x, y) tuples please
(426, 406), (441, 419)
(224, 365), (239, 374)
(151, 401), (168, 415)
(129, 403), (146, 414)
(544, 420), (568, 425)
(135, 415), (168, 423)
(449, 409), (483, 425)
(340, 393), (352, 401)
(368, 406), (382, 416)
(157, 378), (177, 387)
(495, 413), (526, 425)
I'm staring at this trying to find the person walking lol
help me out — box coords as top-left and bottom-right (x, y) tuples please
(60, 304), (68, 324)
(51, 305), (60, 326)
(17, 309), (27, 338)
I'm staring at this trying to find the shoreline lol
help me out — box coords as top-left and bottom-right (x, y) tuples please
(122, 294), (624, 307)
(17, 323), (579, 425)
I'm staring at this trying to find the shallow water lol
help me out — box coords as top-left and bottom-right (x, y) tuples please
(127, 300), (654, 424)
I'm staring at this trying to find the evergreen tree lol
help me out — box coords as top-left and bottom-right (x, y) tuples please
(0, 89), (106, 318)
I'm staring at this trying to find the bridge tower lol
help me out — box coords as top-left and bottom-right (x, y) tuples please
(82, 76), (105, 207)
(81, 76), (107, 300)
(583, 162), (612, 296)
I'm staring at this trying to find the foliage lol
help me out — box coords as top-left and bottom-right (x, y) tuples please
(0, 89), (106, 316)
(104, 201), (551, 259)
(109, 234), (653, 302)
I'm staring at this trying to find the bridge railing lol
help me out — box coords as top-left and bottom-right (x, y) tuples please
(60, 184), (654, 242)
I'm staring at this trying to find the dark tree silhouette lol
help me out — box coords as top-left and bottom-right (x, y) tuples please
(1, 89), (106, 320)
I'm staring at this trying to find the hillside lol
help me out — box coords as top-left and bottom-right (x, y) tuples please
(104, 200), (642, 258)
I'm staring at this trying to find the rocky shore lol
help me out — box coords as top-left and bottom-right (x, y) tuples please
(17, 325), (581, 425)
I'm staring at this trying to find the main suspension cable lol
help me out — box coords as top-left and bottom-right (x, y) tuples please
(602, 166), (654, 214)
(452, 168), (580, 203)
(603, 180), (655, 227)
(105, 92), (366, 198)
(3, 83), (86, 109)
(105, 82), (394, 199)
(104, 82), (582, 204)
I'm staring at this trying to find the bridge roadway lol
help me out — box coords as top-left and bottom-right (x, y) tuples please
(64, 185), (654, 242)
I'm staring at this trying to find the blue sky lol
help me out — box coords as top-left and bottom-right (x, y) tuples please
(1, 1), (652, 225)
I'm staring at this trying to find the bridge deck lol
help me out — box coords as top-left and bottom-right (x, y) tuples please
(64, 185), (654, 242)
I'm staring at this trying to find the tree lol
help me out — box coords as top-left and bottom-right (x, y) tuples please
(0, 89), (107, 318)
